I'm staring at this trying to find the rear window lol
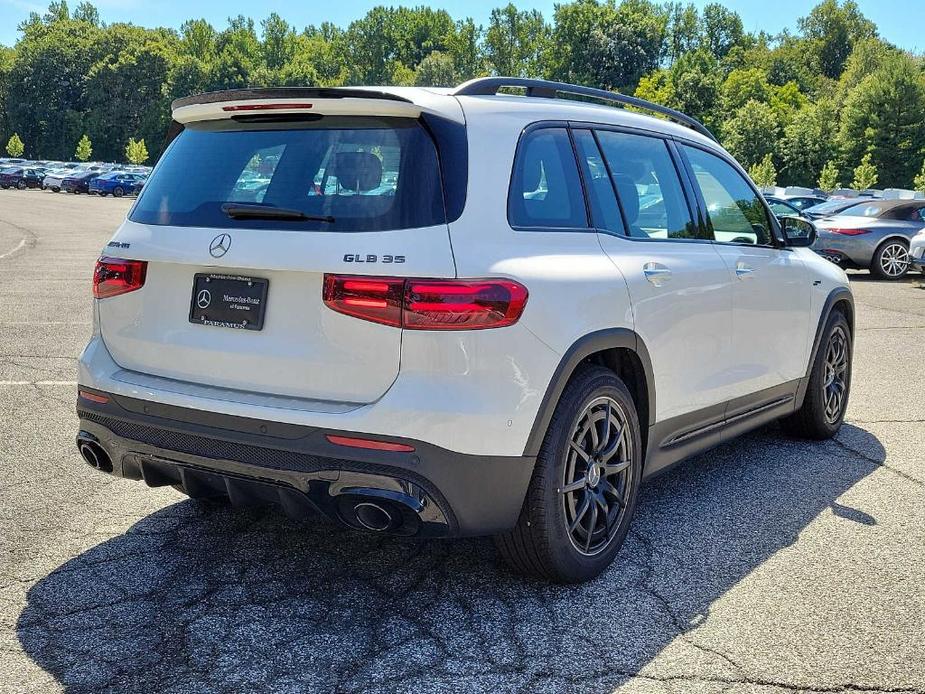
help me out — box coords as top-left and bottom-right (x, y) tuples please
(131, 116), (446, 231)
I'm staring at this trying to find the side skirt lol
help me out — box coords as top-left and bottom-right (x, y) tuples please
(643, 379), (801, 478)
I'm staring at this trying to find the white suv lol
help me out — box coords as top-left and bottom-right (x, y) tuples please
(76, 79), (854, 583)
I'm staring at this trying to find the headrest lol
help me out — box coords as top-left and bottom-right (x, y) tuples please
(611, 173), (639, 223)
(328, 151), (382, 192)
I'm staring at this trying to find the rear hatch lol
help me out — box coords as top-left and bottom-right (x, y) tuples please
(98, 89), (461, 405)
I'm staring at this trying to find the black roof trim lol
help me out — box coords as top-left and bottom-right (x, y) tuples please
(171, 87), (414, 112)
(452, 77), (716, 142)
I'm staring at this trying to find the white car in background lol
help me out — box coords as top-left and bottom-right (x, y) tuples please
(911, 227), (925, 272)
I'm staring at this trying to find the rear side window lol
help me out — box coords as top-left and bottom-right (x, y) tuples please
(508, 128), (588, 229)
(595, 130), (700, 240)
(682, 145), (772, 245)
(130, 116), (445, 231)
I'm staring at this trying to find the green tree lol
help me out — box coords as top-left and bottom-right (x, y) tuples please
(914, 161), (925, 194)
(837, 53), (925, 188)
(798, 0), (876, 79)
(6, 132), (24, 157)
(701, 3), (744, 59)
(125, 137), (148, 164)
(818, 160), (841, 190)
(780, 101), (838, 186)
(634, 49), (720, 129)
(664, 2), (699, 65)
(748, 153), (777, 187)
(722, 99), (780, 169)
(75, 133), (91, 161)
(851, 152), (878, 190)
(415, 50), (457, 87)
(484, 4), (548, 77)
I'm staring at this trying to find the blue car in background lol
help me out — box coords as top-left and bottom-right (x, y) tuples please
(88, 171), (146, 197)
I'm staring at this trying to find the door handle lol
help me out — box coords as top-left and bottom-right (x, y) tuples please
(643, 262), (672, 286)
(735, 262), (754, 279)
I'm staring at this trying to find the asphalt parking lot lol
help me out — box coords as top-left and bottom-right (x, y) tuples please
(0, 188), (923, 694)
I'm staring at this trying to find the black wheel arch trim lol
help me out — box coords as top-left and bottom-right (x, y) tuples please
(523, 328), (656, 458)
(795, 286), (854, 409)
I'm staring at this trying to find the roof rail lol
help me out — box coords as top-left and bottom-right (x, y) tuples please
(452, 77), (716, 142)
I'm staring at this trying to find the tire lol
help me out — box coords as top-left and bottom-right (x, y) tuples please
(98, 192), (108, 197)
(495, 365), (643, 583)
(870, 239), (911, 280)
(782, 310), (852, 440)
(17, 180), (26, 190)
(52, 187), (59, 193)
(113, 186), (124, 198)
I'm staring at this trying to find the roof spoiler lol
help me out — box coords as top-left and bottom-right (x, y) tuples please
(171, 87), (422, 124)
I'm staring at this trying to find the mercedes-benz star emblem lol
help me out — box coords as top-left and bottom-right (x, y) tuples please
(197, 289), (212, 309)
(209, 233), (232, 258)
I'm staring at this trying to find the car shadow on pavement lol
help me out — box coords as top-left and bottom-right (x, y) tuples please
(17, 423), (885, 693)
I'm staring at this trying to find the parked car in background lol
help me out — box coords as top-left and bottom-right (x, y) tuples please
(0, 167), (45, 189)
(803, 198), (866, 220)
(61, 171), (102, 194)
(780, 194), (828, 211)
(42, 169), (70, 192)
(910, 228), (925, 273)
(88, 172), (147, 197)
(765, 196), (806, 219)
(129, 176), (147, 196)
(814, 199), (925, 279)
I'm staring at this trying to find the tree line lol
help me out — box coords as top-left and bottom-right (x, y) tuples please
(1, 0), (924, 189)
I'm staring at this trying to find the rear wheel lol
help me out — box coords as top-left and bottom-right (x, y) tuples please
(870, 239), (910, 280)
(782, 310), (852, 439)
(17, 180), (26, 190)
(495, 365), (642, 583)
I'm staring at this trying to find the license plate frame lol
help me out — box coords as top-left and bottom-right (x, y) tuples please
(188, 273), (269, 331)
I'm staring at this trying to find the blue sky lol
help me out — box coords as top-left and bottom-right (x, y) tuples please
(1, 0), (923, 52)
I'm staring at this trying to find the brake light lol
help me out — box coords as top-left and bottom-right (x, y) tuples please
(93, 257), (147, 299)
(323, 275), (528, 330)
(222, 103), (314, 112)
(828, 228), (871, 236)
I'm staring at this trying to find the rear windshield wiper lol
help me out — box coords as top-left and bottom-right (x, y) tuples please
(221, 203), (334, 223)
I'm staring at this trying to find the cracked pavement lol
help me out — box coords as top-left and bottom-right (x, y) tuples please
(0, 189), (923, 693)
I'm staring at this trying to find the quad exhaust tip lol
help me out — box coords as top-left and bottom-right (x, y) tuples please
(353, 502), (393, 532)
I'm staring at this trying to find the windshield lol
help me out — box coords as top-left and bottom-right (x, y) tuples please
(130, 116), (446, 232)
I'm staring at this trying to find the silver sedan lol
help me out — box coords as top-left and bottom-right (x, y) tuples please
(813, 199), (925, 279)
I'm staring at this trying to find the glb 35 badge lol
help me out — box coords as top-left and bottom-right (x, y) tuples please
(343, 254), (406, 264)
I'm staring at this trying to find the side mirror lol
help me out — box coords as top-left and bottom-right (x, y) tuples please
(779, 215), (817, 247)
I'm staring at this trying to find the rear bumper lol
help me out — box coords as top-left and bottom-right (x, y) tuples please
(76, 389), (535, 538)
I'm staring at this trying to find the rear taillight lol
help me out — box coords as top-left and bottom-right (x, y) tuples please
(828, 228), (871, 236)
(323, 275), (528, 330)
(93, 257), (147, 299)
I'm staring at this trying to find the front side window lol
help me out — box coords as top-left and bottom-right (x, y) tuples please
(594, 130), (700, 240)
(682, 145), (773, 245)
(131, 116), (445, 232)
(508, 127), (587, 229)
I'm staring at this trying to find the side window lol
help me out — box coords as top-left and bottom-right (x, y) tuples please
(508, 127), (588, 229)
(572, 129), (625, 235)
(595, 130), (700, 240)
(682, 145), (772, 246)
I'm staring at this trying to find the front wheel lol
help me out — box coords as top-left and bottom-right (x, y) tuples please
(113, 186), (124, 198)
(495, 365), (642, 583)
(870, 239), (910, 280)
(782, 310), (852, 439)
(17, 180), (26, 190)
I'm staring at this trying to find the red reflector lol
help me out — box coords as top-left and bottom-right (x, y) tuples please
(222, 103), (314, 112)
(326, 434), (415, 452)
(322, 275), (529, 330)
(828, 228), (870, 236)
(93, 257), (147, 299)
(78, 390), (109, 404)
